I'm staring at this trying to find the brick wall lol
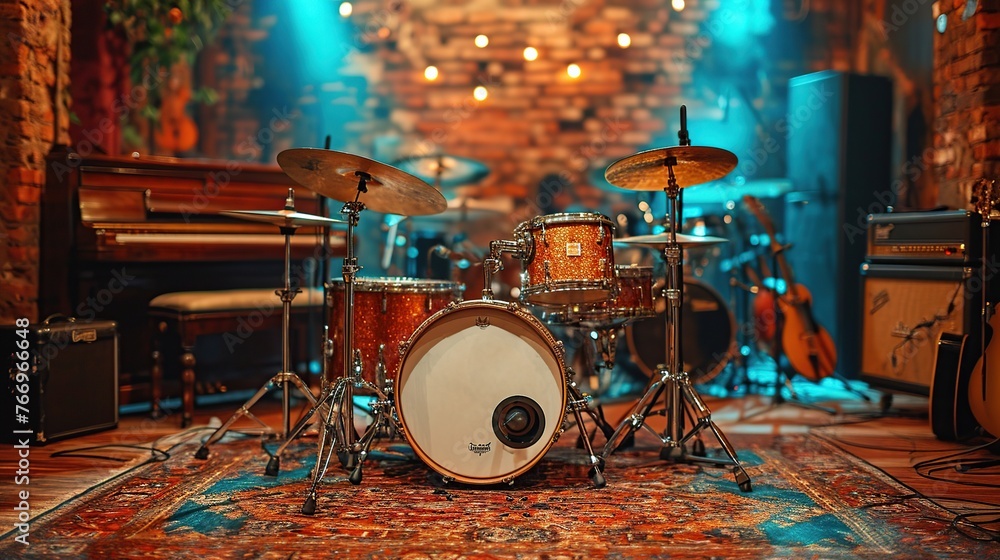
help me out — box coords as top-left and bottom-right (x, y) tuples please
(0, 0), (71, 324)
(933, 0), (1000, 209)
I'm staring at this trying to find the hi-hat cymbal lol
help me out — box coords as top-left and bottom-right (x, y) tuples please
(682, 178), (793, 205)
(605, 146), (738, 191)
(614, 232), (728, 248)
(393, 154), (490, 188)
(277, 148), (447, 216)
(219, 209), (346, 228)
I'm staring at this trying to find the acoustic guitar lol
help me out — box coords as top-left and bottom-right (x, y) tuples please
(932, 331), (983, 441)
(743, 195), (837, 380)
(967, 178), (1000, 438)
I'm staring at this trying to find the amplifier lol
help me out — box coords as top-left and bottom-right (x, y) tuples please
(859, 263), (981, 395)
(1, 318), (119, 444)
(866, 210), (995, 265)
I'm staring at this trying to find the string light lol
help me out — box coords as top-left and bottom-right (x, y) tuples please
(475, 34), (489, 48)
(567, 63), (581, 79)
(671, 0), (685, 11)
(617, 33), (631, 48)
(523, 46), (538, 61)
(339, 2), (352, 17)
(473, 86), (488, 101)
(424, 65), (439, 81)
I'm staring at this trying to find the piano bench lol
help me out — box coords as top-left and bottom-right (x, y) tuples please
(148, 288), (323, 428)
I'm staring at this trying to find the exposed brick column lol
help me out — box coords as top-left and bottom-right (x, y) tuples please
(933, 0), (1000, 209)
(0, 0), (71, 324)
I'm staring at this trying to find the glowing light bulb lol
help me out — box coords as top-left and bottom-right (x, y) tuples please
(339, 2), (353, 17)
(424, 65), (439, 81)
(473, 86), (488, 101)
(672, 0), (685, 11)
(475, 34), (489, 48)
(567, 63), (581, 79)
(523, 46), (538, 61)
(617, 33), (631, 48)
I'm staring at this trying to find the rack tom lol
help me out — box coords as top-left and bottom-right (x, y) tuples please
(514, 212), (616, 306)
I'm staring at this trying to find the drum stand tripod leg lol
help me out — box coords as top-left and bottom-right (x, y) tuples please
(565, 379), (609, 488)
(302, 376), (352, 515)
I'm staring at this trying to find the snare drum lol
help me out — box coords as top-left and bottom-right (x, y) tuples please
(326, 278), (464, 383)
(395, 300), (567, 484)
(514, 212), (616, 306)
(543, 265), (655, 326)
(624, 278), (736, 383)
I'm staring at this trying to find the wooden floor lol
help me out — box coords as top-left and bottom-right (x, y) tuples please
(2, 375), (999, 542)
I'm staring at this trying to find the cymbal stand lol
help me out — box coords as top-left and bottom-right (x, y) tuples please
(195, 190), (320, 460)
(484, 239), (610, 487)
(599, 158), (752, 492)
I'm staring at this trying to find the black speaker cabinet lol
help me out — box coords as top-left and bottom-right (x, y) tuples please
(2, 319), (119, 444)
(785, 71), (893, 377)
(859, 264), (978, 395)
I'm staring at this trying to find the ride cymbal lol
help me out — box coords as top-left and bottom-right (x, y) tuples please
(605, 146), (738, 191)
(277, 148), (447, 216)
(393, 154), (490, 188)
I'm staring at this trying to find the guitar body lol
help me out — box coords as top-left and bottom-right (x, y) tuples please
(776, 284), (838, 381)
(932, 332), (982, 441)
(968, 319), (1000, 438)
(752, 288), (778, 350)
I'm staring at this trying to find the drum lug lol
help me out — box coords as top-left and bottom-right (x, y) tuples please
(381, 292), (388, 314)
(544, 261), (551, 285)
(598, 224), (605, 244)
(539, 220), (547, 245)
(398, 340), (409, 356)
(476, 316), (491, 329)
(503, 476), (516, 486)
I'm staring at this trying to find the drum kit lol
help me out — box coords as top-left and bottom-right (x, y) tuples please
(193, 107), (755, 515)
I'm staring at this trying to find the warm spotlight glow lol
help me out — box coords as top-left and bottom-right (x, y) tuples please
(424, 65), (439, 81)
(567, 63), (581, 79)
(671, 0), (685, 10)
(473, 86), (488, 101)
(475, 34), (489, 48)
(339, 2), (352, 17)
(523, 46), (538, 61)
(617, 33), (631, 48)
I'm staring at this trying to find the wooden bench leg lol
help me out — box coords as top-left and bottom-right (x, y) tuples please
(150, 320), (167, 420)
(180, 348), (196, 429)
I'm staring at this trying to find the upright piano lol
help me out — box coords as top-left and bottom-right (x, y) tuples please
(40, 149), (347, 406)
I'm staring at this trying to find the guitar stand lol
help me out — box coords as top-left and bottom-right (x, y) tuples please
(599, 149), (752, 493)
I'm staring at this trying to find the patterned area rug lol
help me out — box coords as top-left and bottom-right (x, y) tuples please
(1, 429), (987, 559)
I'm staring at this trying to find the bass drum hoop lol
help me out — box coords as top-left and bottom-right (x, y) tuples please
(395, 299), (567, 484)
(624, 278), (737, 383)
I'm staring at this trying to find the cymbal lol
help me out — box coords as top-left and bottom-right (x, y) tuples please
(605, 146), (738, 191)
(682, 178), (793, 205)
(277, 148), (447, 216)
(219, 209), (346, 228)
(394, 154), (490, 188)
(614, 232), (729, 248)
(412, 196), (509, 224)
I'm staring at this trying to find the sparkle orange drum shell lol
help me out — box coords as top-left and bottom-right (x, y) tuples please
(326, 278), (464, 383)
(395, 300), (567, 484)
(515, 212), (616, 306)
(542, 265), (655, 325)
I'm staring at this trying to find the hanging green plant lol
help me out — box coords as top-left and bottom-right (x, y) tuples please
(105, 0), (232, 120)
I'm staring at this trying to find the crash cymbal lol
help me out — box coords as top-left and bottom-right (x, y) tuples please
(219, 209), (346, 228)
(393, 154), (490, 188)
(682, 178), (793, 205)
(605, 146), (738, 191)
(277, 148), (447, 216)
(614, 232), (729, 248)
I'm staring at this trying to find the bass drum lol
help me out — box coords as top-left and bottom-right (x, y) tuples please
(395, 300), (567, 484)
(625, 278), (737, 383)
